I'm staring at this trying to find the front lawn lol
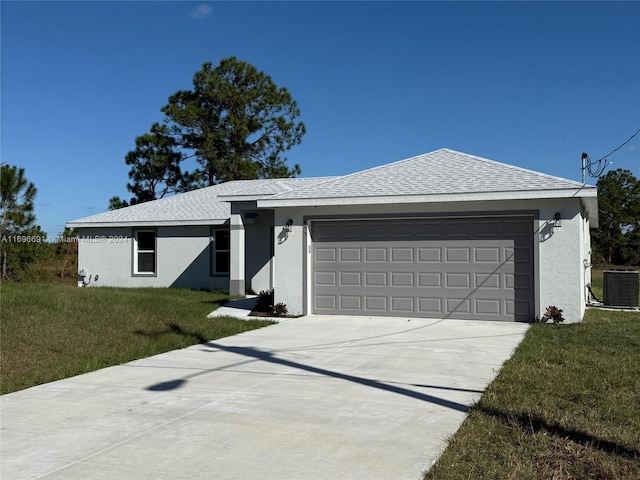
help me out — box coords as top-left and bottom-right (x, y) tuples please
(0, 284), (274, 394)
(425, 308), (640, 479)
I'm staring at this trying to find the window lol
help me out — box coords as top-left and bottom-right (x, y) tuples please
(211, 228), (230, 275)
(134, 230), (156, 275)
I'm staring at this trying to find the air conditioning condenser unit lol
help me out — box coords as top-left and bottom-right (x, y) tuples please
(603, 270), (639, 308)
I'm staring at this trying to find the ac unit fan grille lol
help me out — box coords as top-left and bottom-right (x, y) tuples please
(603, 270), (640, 308)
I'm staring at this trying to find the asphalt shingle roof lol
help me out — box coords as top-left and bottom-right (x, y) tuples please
(68, 149), (596, 227)
(262, 149), (591, 203)
(217, 177), (339, 198)
(67, 178), (334, 226)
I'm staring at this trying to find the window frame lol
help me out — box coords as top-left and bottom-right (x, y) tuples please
(132, 229), (157, 276)
(210, 227), (230, 277)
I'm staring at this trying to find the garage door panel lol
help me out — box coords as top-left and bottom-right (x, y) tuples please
(364, 296), (388, 311)
(475, 299), (502, 315)
(390, 222), (415, 239)
(444, 220), (472, 238)
(364, 272), (387, 286)
(340, 296), (362, 310)
(315, 247), (337, 262)
(339, 272), (362, 286)
(365, 247), (387, 262)
(418, 272), (442, 287)
(507, 299), (534, 315)
(515, 300), (534, 315)
(447, 298), (471, 314)
(390, 272), (414, 287)
(363, 223), (387, 239)
(474, 220), (502, 238)
(338, 223), (362, 240)
(315, 295), (337, 309)
(418, 247), (442, 262)
(390, 248), (414, 262)
(445, 247), (471, 262)
(475, 247), (501, 262)
(339, 247), (361, 262)
(504, 219), (532, 236)
(313, 223), (338, 241)
(514, 247), (532, 263)
(446, 273), (471, 288)
(315, 271), (337, 286)
(312, 217), (534, 321)
(391, 297), (414, 312)
(418, 297), (443, 313)
(417, 220), (445, 238)
(514, 273), (533, 289)
(475, 272), (501, 289)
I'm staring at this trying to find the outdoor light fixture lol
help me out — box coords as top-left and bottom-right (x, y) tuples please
(77, 268), (94, 287)
(285, 218), (294, 232)
(553, 212), (562, 228)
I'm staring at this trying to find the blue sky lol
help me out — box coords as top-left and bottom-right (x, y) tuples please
(2, 1), (639, 238)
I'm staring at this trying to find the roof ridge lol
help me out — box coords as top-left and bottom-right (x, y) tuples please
(330, 149), (450, 179)
(215, 176), (339, 197)
(248, 176), (341, 199)
(260, 152), (450, 201)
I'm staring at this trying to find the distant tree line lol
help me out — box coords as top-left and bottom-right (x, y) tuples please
(110, 57), (306, 209)
(591, 168), (640, 266)
(1, 165), (77, 281)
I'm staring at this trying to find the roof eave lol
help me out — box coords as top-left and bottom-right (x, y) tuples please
(218, 194), (276, 202)
(258, 187), (598, 208)
(66, 218), (229, 229)
(581, 195), (599, 229)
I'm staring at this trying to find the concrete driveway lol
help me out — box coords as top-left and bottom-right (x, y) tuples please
(1, 315), (528, 480)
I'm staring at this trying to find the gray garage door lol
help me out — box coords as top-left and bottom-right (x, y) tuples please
(311, 217), (534, 322)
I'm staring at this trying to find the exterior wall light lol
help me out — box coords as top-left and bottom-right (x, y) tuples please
(285, 218), (294, 232)
(553, 211), (562, 228)
(77, 268), (96, 287)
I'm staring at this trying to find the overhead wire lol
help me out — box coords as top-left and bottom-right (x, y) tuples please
(582, 127), (640, 179)
(593, 127), (640, 163)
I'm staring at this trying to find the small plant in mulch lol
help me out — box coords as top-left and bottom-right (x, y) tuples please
(255, 289), (274, 312)
(542, 305), (565, 324)
(251, 290), (291, 317)
(272, 302), (288, 317)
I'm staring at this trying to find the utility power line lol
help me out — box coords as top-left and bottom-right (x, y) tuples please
(581, 127), (640, 182)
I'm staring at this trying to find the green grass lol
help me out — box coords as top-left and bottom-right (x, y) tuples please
(591, 266), (605, 300)
(425, 308), (640, 480)
(0, 283), (274, 394)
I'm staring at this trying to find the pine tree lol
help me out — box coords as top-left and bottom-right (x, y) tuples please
(1, 165), (38, 278)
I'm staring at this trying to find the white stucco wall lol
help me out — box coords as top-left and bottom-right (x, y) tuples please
(76, 226), (228, 290)
(536, 200), (590, 322)
(76, 220), (272, 292)
(244, 210), (274, 293)
(273, 210), (307, 313)
(229, 203), (275, 294)
(272, 198), (594, 322)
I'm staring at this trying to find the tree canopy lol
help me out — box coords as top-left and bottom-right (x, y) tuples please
(124, 123), (197, 206)
(114, 57), (305, 208)
(591, 168), (640, 265)
(1, 165), (37, 237)
(1, 165), (43, 279)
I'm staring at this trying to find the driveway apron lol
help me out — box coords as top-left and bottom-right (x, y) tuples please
(1, 316), (528, 480)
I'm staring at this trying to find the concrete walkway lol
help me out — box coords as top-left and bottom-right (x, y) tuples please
(1, 316), (529, 480)
(206, 295), (276, 320)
